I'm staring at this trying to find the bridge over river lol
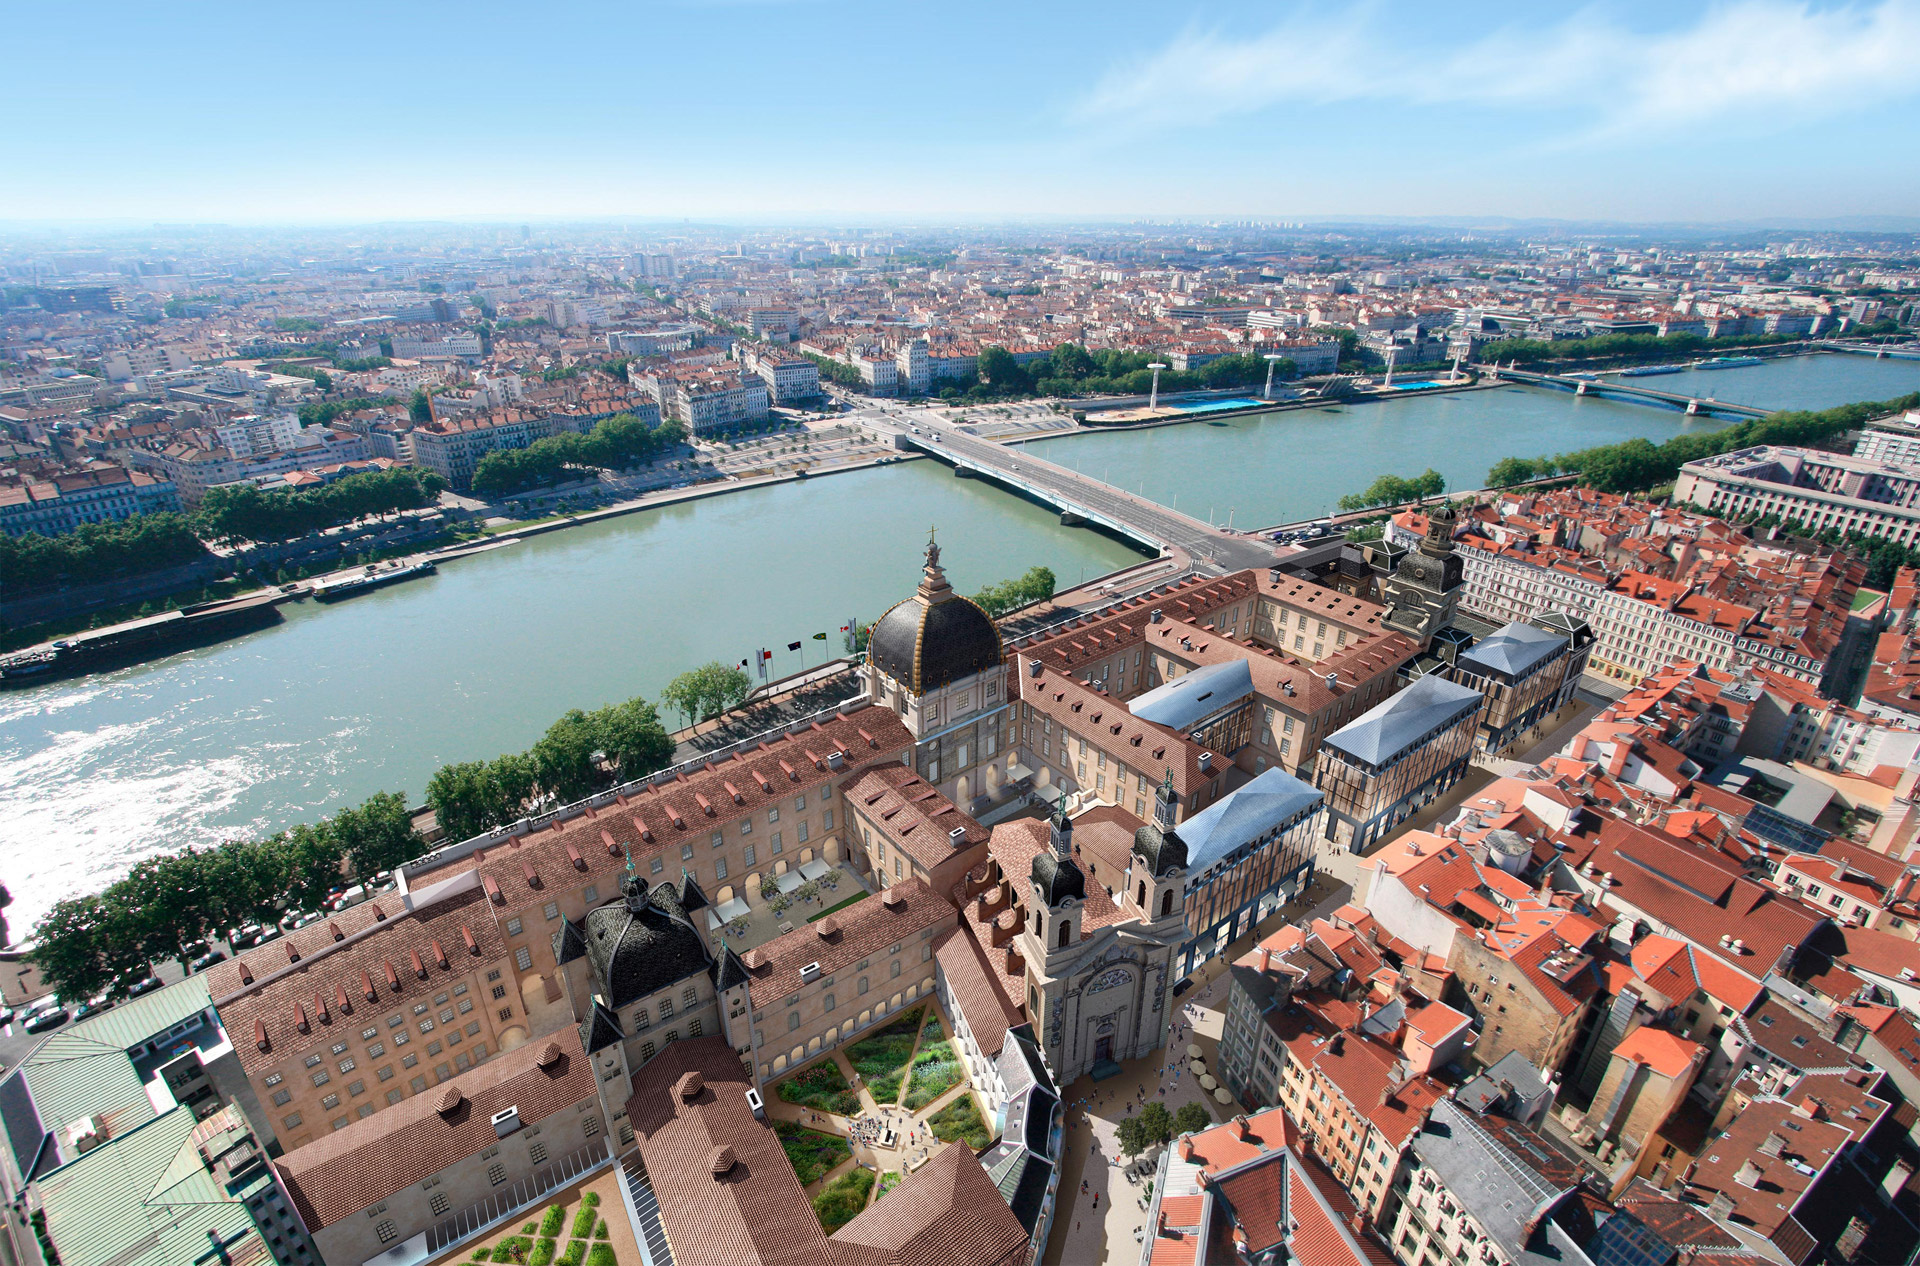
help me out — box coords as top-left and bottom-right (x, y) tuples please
(899, 426), (1279, 574)
(1486, 365), (1772, 418)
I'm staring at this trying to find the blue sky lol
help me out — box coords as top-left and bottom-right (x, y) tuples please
(7, 0), (1918, 224)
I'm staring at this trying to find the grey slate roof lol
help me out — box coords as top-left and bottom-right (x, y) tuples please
(1457, 620), (1566, 678)
(1127, 659), (1255, 732)
(583, 876), (712, 1009)
(580, 1000), (625, 1054)
(1173, 766), (1322, 872)
(553, 915), (589, 966)
(1323, 672), (1482, 768)
(1409, 1101), (1585, 1266)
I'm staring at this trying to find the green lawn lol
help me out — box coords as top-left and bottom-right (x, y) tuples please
(876, 1171), (901, 1199)
(812, 1167), (877, 1233)
(1854, 588), (1885, 612)
(902, 1039), (964, 1110)
(774, 1120), (853, 1185)
(846, 1007), (924, 1104)
(927, 1093), (992, 1151)
(774, 1058), (862, 1116)
(807, 890), (871, 921)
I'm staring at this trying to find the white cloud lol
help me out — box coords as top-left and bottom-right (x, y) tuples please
(1075, 1), (1920, 141)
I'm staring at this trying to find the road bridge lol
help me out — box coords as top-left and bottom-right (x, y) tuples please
(1486, 365), (1770, 419)
(899, 428), (1278, 574)
(1817, 340), (1920, 361)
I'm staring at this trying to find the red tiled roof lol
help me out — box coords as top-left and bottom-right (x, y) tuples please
(274, 1025), (593, 1229)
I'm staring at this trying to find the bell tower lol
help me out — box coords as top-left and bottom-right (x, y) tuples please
(1383, 498), (1464, 641)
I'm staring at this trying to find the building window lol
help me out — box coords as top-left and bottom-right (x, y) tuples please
(271, 1089), (291, 1107)
(376, 1220), (398, 1244)
(743, 844), (756, 866)
(515, 947), (533, 971)
(311, 1071), (330, 1087)
(824, 993), (836, 1012)
(650, 857), (664, 874)
(492, 984), (508, 1000)
(543, 901), (561, 920)
(488, 1163), (507, 1187)
(689, 1018), (703, 1037)
(715, 857), (728, 880)
(506, 917), (523, 936)
(429, 1193), (450, 1216)
(530, 1142), (548, 1165)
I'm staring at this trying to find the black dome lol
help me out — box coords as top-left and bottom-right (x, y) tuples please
(868, 536), (1003, 694)
(584, 876), (712, 1009)
(1031, 851), (1086, 907)
(1132, 821), (1188, 877)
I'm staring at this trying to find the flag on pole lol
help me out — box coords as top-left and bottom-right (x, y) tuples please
(839, 624), (850, 632)
(812, 632), (827, 641)
(787, 641), (802, 652)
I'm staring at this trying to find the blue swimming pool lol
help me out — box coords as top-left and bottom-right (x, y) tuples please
(1169, 397), (1272, 414)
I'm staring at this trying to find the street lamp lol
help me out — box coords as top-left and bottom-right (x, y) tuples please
(1262, 353), (1286, 400)
(1147, 363), (1168, 411)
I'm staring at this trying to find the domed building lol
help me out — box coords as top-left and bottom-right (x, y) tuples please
(863, 532), (1016, 813)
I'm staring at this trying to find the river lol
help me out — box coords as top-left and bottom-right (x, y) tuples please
(4, 351), (1918, 939)
(1026, 352), (1920, 531)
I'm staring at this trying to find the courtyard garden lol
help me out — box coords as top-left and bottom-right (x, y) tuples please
(774, 1119), (853, 1185)
(927, 1093), (992, 1151)
(901, 1015), (964, 1110)
(774, 1056), (861, 1115)
(812, 1167), (877, 1233)
(845, 1005), (925, 1104)
(466, 1190), (607, 1265)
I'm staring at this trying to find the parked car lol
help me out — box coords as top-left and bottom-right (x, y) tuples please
(0, 1006), (14, 1027)
(74, 998), (113, 1021)
(124, 975), (163, 997)
(23, 1007), (68, 1034)
(189, 950), (227, 972)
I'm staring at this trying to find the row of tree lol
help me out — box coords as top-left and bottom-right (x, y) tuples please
(1480, 330), (1803, 367)
(1718, 508), (1920, 590)
(0, 512), (209, 590)
(1492, 391), (1920, 496)
(31, 793), (422, 1002)
(1336, 468), (1446, 513)
(424, 695), (676, 842)
(970, 565), (1058, 618)
(470, 412), (687, 498)
(659, 661), (754, 728)
(1116, 1100), (1214, 1157)
(972, 345), (1288, 402)
(193, 467), (448, 545)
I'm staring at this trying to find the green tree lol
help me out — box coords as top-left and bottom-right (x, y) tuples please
(277, 821), (347, 913)
(426, 761), (501, 842)
(1173, 1102), (1213, 1136)
(1137, 1101), (1174, 1147)
(331, 792), (422, 882)
(532, 709), (604, 804)
(409, 388), (432, 424)
(661, 662), (754, 726)
(31, 896), (114, 1002)
(118, 851), (213, 969)
(971, 565), (1058, 618)
(976, 347), (1029, 392)
(590, 697), (675, 782)
(1486, 457), (1537, 487)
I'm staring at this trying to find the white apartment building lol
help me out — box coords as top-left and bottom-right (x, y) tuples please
(130, 430), (370, 504)
(407, 411), (551, 489)
(739, 346), (821, 404)
(389, 333), (484, 361)
(1675, 446), (1920, 547)
(213, 413), (302, 459)
(854, 351), (898, 395)
(647, 370), (771, 436)
(747, 308), (799, 337)
(102, 345), (193, 382)
(895, 339), (931, 394)
(373, 362), (446, 394)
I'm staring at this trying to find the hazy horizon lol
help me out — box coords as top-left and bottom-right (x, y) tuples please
(9, 0), (1919, 226)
